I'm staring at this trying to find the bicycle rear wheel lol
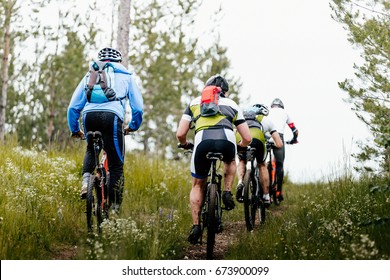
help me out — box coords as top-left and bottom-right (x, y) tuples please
(243, 171), (256, 231)
(206, 183), (217, 260)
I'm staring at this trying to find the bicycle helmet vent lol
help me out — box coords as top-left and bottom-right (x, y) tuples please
(98, 47), (122, 62)
(253, 104), (269, 116)
(205, 74), (229, 93)
(271, 98), (284, 109)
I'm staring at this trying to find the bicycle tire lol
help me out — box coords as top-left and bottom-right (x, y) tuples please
(206, 183), (217, 259)
(254, 176), (265, 225)
(243, 171), (256, 231)
(86, 175), (95, 232)
(86, 175), (104, 233)
(95, 178), (103, 232)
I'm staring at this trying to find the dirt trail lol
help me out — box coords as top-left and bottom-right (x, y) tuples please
(182, 220), (246, 260)
(53, 204), (288, 260)
(182, 204), (287, 260)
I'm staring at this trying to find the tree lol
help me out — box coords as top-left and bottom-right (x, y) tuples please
(0, 0), (17, 143)
(8, 1), (98, 147)
(117, 0), (131, 67)
(129, 0), (241, 157)
(331, 0), (390, 174)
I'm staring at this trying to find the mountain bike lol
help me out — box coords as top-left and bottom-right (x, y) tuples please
(85, 131), (110, 233)
(179, 146), (224, 259)
(242, 147), (265, 231)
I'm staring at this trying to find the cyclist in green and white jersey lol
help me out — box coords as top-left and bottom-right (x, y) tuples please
(235, 104), (283, 207)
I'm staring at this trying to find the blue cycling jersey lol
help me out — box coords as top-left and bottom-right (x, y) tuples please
(67, 62), (143, 133)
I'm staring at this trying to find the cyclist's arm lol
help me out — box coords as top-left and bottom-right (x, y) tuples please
(176, 115), (191, 145)
(236, 122), (252, 147)
(270, 130), (283, 148)
(67, 79), (87, 134)
(263, 117), (283, 148)
(288, 122), (298, 143)
(127, 75), (144, 131)
(286, 111), (298, 142)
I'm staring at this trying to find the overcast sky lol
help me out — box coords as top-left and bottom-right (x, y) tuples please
(193, 0), (373, 183)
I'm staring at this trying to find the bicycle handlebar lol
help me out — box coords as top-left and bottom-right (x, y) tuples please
(177, 142), (194, 151)
(71, 132), (86, 140)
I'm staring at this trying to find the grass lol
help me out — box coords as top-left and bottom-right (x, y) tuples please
(226, 175), (390, 259)
(1, 140), (389, 260)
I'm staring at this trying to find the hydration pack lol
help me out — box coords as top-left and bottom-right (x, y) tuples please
(199, 86), (222, 117)
(84, 61), (124, 103)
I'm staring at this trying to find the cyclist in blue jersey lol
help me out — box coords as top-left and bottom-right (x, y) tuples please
(67, 47), (143, 214)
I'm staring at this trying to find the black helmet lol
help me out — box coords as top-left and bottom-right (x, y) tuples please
(271, 98), (284, 109)
(98, 47), (122, 62)
(253, 104), (269, 116)
(205, 74), (229, 93)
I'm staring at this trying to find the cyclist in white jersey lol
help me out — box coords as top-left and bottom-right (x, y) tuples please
(267, 98), (298, 201)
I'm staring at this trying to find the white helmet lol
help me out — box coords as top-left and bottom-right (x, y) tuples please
(98, 47), (122, 62)
(271, 98), (284, 109)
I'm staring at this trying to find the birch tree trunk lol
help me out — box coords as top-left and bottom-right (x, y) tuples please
(0, 0), (17, 143)
(117, 0), (131, 67)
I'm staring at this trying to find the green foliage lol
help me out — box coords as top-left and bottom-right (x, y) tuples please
(37, 31), (92, 146)
(3, 1), (98, 148)
(330, 0), (390, 174)
(0, 141), (193, 259)
(0, 142), (85, 259)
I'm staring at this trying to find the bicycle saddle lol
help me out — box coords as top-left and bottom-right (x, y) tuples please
(86, 131), (102, 139)
(206, 152), (223, 160)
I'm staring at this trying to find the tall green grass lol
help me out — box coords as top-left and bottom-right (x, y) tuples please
(0, 141), (196, 259)
(0, 142), (85, 259)
(1, 141), (389, 259)
(227, 175), (390, 259)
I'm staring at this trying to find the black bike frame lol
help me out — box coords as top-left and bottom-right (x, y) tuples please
(201, 152), (223, 260)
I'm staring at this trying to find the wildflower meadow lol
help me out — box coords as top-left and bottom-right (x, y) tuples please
(0, 141), (389, 260)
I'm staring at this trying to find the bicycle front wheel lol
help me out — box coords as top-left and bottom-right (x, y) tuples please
(243, 171), (256, 231)
(206, 183), (217, 260)
(86, 176), (95, 232)
(86, 175), (103, 233)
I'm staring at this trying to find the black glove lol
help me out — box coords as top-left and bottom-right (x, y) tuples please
(266, 141), (275, 150)
(178, 142), (194, 150)
(287, 138), (298, 144)
(287, 130), (298, 144)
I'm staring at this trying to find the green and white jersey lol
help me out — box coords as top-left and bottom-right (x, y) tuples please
(236, 115), (277, 144)
(181, 95), (246, 133)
